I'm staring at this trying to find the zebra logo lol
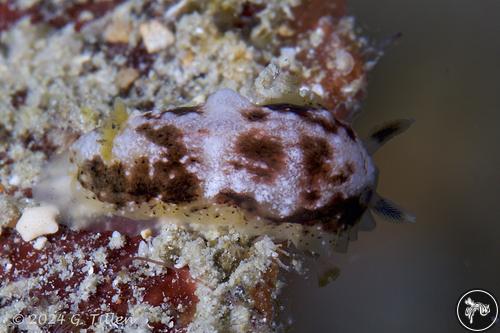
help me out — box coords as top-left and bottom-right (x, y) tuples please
(465, 297), (490, 324)
(457, 289), (498, 332)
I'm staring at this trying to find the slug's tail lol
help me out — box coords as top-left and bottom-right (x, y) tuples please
(370, 192), (416, 224)
(340, 194), (414, 252)
(363, 118), (416, 223)
(334, 119), (415, 253)
(364, 118), (414, 154)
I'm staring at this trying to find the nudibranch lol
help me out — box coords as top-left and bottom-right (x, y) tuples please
(64, 89), (414, 251)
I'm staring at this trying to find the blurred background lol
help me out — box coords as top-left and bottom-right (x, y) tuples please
(287, 0), (500, 332)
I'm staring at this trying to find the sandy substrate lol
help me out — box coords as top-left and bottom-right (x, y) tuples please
(0, 0), (370, 331)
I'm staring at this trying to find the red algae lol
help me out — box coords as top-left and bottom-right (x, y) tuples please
(0, 226), (198, 331)
(0, 1), (28, 32)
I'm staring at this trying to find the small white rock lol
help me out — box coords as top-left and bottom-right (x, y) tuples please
(335, 49), (355, 75)
(115, 67), (139, 90)
(104, 16), (132, 43)
(16, 205), (59, 242)
(109, 231), (125, 249)
(32, 236), (48, 250)
(8, 174), (20, 186)
(139, 20), (175, 53)
(311, 83), (325, 97)
(5, 262), (13, 271)
(137, 240), (149, 257)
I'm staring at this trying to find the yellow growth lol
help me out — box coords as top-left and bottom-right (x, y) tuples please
(100, 99), (129, 162)
(80, 106), (98, 127)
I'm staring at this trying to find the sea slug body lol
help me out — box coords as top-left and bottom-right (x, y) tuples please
(71, 89), (377, 230)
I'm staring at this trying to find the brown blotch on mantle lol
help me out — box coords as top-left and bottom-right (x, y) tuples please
(299, 134), (334, 205)
(241, 107), (269, 122)
(330, 162), (355, 186)
(166, 106), (202, 116)
(136, 123), (186, 156)
(273, 193), (367, 230)
(135, 123), (201, 203)
(152, 158), (200, 203)
(263, 103), (341, 134)
(234, 129), (285, 182)
(78, 153), (200, 206)
(300, 134), (332, 180)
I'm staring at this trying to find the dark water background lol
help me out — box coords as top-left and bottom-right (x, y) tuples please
(287, 0), (500, 332)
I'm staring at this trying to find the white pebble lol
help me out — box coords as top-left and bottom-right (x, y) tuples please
(140, 20), (175, 53)
(335, 49), (355, 75)
(109, 231), (125, 249)
(16, 205), (59, 242)
(8, 174), (20, 186)
(32, 236), (48, 250)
